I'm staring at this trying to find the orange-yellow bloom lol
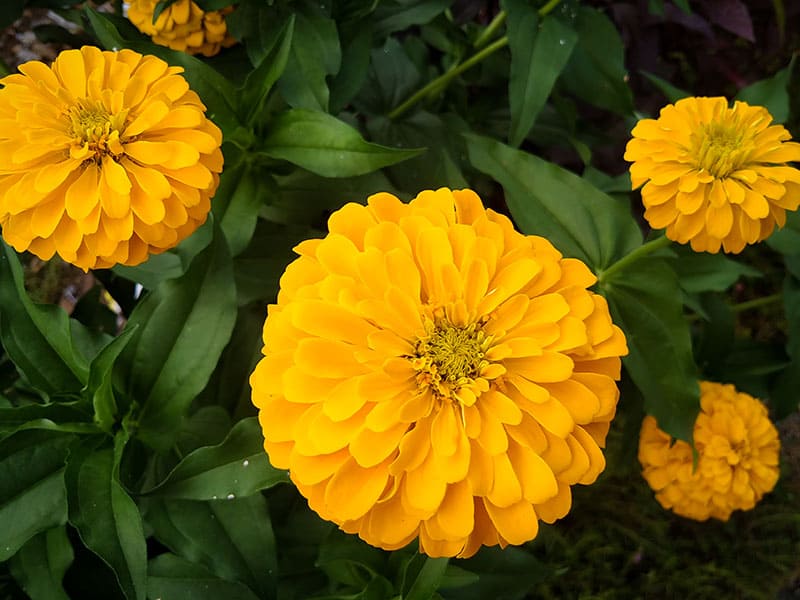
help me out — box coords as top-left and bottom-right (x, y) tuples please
(250, 188), (628, 558)
(624, 97), (800, 253)
(127, 0), (237, 57)
(0, 46), (223, 270)
(639, 381), (780, 521)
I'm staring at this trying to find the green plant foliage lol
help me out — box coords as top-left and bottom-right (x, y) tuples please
(1, 0), (799, 598)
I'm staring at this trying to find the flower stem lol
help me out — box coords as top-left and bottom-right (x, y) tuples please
(387, 0), (564, 120)
(729, 293), (783, 313)
(473, 10), (507, 49)
(598, 235), (673, 285)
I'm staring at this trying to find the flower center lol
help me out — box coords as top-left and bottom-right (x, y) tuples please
(691, 120), (750, 178)
(67, 99), (127, 160)
(411, 320), (491, 405)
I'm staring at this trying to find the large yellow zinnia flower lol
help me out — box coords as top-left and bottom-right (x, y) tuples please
(0, 46), (223, 271)
(250, 188), (628, 558)
(127, 0), (237, 57)
(624, 96), (800, 253)
(638, 381), (780, 521)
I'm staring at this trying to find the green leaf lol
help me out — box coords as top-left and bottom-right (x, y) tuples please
(401, 556), (449, 600)
(771, 275), (800, 417)
(0, 431), (71, 561)
(639, 70), (690, 103)
(0, 401), (94, 436)
(118, 229), (237, 450)
(83, 7), (125, 49)
(671, 251), (761, 294)
(317, 529), (387, 587)
(736, 57), (795, 124)
(455, 546), (545, 600)
(147, 553), (260, 600)
(8, 527), (73, 600)
(372, 0), (451, 36)
(277, 1), (341, 111)
(144, 417), (288, 500)
(559, 6), (634, 115)
(65, 434), (147, 600)
(239, 15), (294, 126)
(215, 164), (270, 257)
(601, 258), (700, 441)
(465, 134), (641, 269)
(260, 109), (423, 178)
(330, 19), (374, 113)
(505, 1), (578, 147)
(0, 242), (89, 397)
(84, 327), (138, 433)
(146, 496), (278, 599)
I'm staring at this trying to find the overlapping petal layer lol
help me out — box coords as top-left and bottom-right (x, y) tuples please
(639, 381), (780, 521)
(0, 46), (223, 270)
(250, 188), (628, 558)
(624, 96), (800, 253)
(128, 0), (236, 57)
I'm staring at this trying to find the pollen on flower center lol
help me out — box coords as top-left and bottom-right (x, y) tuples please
(67, 99), (127, 158)
(691, 121), (749, 178)
(411, 319), (491, 405)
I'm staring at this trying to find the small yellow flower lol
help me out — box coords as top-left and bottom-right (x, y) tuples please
(0, 46), (223, 271)
(624, 97), (800, 253)
(638, 381), (780, 521)
(127, 0), (237, 57)
(250, 188), (628, 558)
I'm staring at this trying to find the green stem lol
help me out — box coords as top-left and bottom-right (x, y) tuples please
(597, 235), (673, 284)
(473, 10), (507, 49)
(387, 0), (564, 120)
(729, 293), (783, 313)
(388, 36), (509, 120)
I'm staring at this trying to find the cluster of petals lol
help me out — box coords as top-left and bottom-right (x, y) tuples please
(624, 96), (800, 253)
(0, 46), (223, 270)
(127, 0), (237, 57)
(638, 381), (780, 521)
(250, 188), (628, 558)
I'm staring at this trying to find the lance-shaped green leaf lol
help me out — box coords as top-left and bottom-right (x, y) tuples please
(143, 417), (288, 500)
(259, 109), (424, 178)
(559, 6), (634, 115)
(465, 134), (641, 270)
(118, 229), (237, 450)
(215, 164), (272, 258)
(8, 526), (74, 600)
(0, 430), (71, 561)
(277, 2), (341, 111)
(147, 554), (260, 600)
(0, 402), (94, 435)
(505, 0), (578, 147)
(65, 434), (147, 600)
(400, 555), (449, 600)
(239, 15), (294, 126)
(146, 496), (278, 599)
(0, 242), (89, 397)
(83, 326), (138, 434)
(601, 258), (700, 441)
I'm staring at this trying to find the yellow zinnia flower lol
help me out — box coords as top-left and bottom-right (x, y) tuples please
(624, 96), (800, 253)
(127, 0), (237, 57)
(0, 46), (223, 271)
(638, 381), (780, 521)
(250, 188), (628, 558)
